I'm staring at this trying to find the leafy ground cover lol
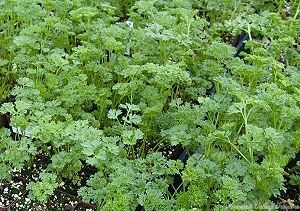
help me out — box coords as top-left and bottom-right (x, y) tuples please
(0, 0), (299, 210)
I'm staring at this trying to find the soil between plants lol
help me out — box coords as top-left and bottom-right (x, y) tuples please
(0, 154), (97, 211)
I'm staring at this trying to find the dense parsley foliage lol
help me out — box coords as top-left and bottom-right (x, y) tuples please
(0, 0), (299, 210)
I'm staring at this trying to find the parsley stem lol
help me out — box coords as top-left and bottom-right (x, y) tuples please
(249, 147), (254, 163)
(293, 1), (300, 20)
(140, 138), (146, 158)
(246, 23), (252, 41)
(226, 138), (250, 164)
(237, 122), (244, 135)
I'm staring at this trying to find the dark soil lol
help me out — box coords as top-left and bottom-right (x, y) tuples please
(272, 152), (300, 210)
(0, 154), (97, 211)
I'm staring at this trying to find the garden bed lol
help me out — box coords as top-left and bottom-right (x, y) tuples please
(0, 0), (299, 210)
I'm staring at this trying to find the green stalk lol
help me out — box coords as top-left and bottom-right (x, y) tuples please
(246, 23), (252, 41)
(239, 101), (256, 163)
(139, 138), (146, 158)
(131, 145), (136, 159)
(293, 1), (300, 20)
(227, 138), (250, 164)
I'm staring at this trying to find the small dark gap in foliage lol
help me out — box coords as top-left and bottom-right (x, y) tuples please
(168, 144), (189, 196)
(0, 113), (10, 129)
(233, 33), (249, 57)
(285, 151), (300, 172)
(135, 204), (145, 211)
(205, 83), (216, 96)
(271, 151), (300, 208)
